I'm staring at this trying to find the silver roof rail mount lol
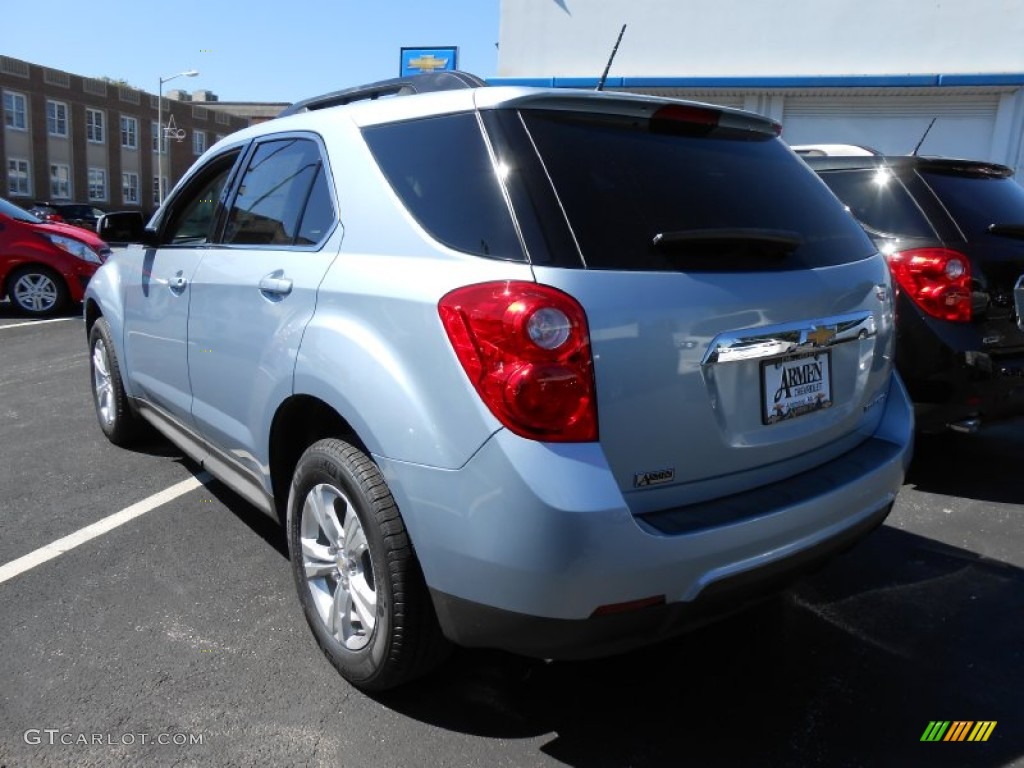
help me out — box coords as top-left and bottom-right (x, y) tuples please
(279, 71), (487, 117)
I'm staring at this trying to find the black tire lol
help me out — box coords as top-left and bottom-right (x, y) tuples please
(287, 438), (449, 691)
(88, 317), (144, 446)
(8, 265), (69, 317)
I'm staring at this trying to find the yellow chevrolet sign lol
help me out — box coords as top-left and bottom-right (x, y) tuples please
(401, 47), (459, 77)
(408, 54), (449, 72)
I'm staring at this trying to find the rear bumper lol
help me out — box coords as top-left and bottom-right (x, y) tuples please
(431, 501), (892, 659)
(376, 374), (912, 658)
(908, 349), (1024, 431)
(896, 299), (1024, 430)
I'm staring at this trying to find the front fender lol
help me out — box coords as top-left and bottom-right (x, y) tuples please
(84, 253), (133, 395)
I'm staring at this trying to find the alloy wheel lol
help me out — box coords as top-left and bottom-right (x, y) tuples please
(299, 483), (377, 651)
(92, 339), (115, 428)
(13, 273), (59, 313)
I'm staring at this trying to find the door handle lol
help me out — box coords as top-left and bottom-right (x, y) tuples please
(259, 274), (293, 296)
(168, 271), (187, 294)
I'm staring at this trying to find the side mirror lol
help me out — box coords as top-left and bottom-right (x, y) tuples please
(97, 211), (156, 245)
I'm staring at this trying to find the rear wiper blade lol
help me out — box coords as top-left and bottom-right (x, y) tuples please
(987, 223), (1024, 239)
(652, 228), (803, 252)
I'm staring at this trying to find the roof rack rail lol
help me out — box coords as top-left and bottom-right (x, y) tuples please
(278, 71), (487, 117)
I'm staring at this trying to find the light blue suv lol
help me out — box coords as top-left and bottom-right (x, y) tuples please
(86, 72), (913, 690)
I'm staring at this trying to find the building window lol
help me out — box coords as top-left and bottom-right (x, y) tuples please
(86, 108), (105, 143)
(83, 78), (107, 97)
(89, 168), (107, 201)
(7, 158), (30, 196)
(121, 115), (138, 149)
(43, 68), (70, 88)
(0, 57), (30, 78)
(118, 87), (140, 104)
(153, 175), (168, 206)
(47, 100), (68, 137)
(151, 120), (168, 154)
(122, 172), (139, 204)
(193, 130), (206, 156)
(4, 91), (27, 130)
(50, 164), (71, 199)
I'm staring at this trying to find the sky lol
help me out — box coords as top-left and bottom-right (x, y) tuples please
(2, 0), (501, 103)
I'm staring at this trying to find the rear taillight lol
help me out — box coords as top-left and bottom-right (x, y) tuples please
(885, 248), (972, 322)
(438, 281), (598, 442)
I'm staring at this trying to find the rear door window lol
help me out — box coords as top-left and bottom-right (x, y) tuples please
(818, 169), (935, 239)
(519, 110), (874, 271)
(223, 137), (331, 246)
(295, 166), (335, 246)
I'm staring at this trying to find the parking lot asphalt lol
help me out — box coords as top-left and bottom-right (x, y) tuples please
(0, 307), (1022, 768)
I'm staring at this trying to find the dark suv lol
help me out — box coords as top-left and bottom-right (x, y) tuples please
(28, 202), (106, 231)
(803, 154), (1024, 432)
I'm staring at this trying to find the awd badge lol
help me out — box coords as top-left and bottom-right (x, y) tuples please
(633, 468), (675, 488)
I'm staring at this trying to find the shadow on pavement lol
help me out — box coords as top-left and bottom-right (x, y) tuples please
(119, 448), (289, 559)
(908, 425), (1024, 505)
(201, 474), (289, 558)
(0, 299), (82, 322)
(378, 527), (1022, 767)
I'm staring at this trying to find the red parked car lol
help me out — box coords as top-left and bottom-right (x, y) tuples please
(1, 196), (112, 316)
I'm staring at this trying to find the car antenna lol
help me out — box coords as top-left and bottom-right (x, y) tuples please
(911, 117), (937, 156)
(596, 24), (627, 91)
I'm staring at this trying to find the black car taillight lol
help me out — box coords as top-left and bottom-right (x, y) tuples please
(885, 248), (972, 322)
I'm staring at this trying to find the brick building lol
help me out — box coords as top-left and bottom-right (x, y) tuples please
(1, 55), (250, 218)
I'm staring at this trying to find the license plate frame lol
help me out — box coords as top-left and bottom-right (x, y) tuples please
(761, 350), (833, 425)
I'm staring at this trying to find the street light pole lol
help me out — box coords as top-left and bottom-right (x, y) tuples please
(157, 69), (199, 206)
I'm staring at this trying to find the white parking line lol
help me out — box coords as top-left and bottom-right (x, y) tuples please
(0, 473), (210, 586)
(0, 317), (77, 331)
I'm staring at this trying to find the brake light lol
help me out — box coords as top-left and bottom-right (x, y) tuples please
(652, 104), (720, 128)
(438, 281), (597, 442)
(651, 105), (782, 137)
(885, 248), (972, 322)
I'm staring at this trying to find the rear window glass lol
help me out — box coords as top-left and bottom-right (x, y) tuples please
(520, 111), (874, 271)
(362, 113), (524, 261)
(224, 138), (326, 246)
(818, 169), (934, 238)
(920, 171), (1024, 239)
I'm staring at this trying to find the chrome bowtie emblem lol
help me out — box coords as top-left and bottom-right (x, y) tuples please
(803, 326), (837, 347)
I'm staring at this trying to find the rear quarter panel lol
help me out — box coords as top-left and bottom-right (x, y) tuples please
(294, 116), (534, 469)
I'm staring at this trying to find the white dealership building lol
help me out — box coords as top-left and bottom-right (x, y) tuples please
(495, 0), (1024, 177)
